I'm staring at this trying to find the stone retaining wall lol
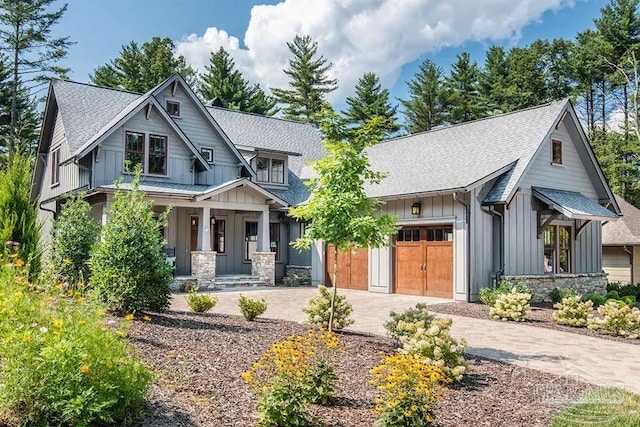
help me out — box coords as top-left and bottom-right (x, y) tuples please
(501, 273), (608, 303)
(252, 252), (276, 286)
(283, 265), (312, 286)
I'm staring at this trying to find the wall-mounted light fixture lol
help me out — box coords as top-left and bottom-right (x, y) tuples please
(191, 217), (197, 226)
(411, 201), (421, 216)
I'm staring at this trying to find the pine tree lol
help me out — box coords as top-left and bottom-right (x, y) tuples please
(343, 72), (399, 136)
(271, 35), (338, 124)
(400, 59), (445, 133)
(199, 47), (277, 115)
(90, 37), (196, 93)
(441, 52), (487, 124)
(479, 45), (509, 114)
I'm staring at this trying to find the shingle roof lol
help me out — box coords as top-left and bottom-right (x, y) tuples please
(603, 195), (640, 245)
(365, 100), (568, 199)
(532, 187), (618, 220)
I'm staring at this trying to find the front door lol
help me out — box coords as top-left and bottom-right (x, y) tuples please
(189, 216), (198, 272)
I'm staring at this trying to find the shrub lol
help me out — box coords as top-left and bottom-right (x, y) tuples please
(621, 295), (637, 307)
(49, 194), (101, 284)
(89, 171), (172, 314)
(490, 288), (531, 322)
(549, 287), (579, 304)
(238, 295), (268, 320)
(302, 285), (354, 330)
(618, 283), (640, 298)
(552, 296), (593, 327)
(242, 329), (340, 425)
(0, 264), (152, 425)
(399, 318), (468, 382)
(384, 303), (435, 342)
(606, 290), (620, 301)
(584, 292), (606, 307)
(479, 280), (531, 306)
(370, 353), (445, 427)
(186, 288), (217, 313)
(587, 300), (640, 339)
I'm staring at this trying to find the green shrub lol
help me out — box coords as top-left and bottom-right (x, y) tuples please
(0, 264), (152, 426)
(606, 281), (621, 293)
(552, 296), (593, 327)
(89, 171), (172, 314)
(618, 284), (640, 298)
(49, 194), (101, 284)
(302, 285), (354, 330)
(584, 293), (606, 307)
(186, 288), (217, 313)
(384, 303), (435, 341)
(621, 295), (637, 307)
(238, 295), (268, 321)
(549, 287), (579, 304)
(587, 300), (640, 339)
(606, 290), (620, 300)
(490, 288), (531, 322)
(479, 280), (532, 306)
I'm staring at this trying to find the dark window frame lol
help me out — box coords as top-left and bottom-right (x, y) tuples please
(125, 131), (145, 173)
(552, 139), (562, 164)
(212, 219), (225, 253)
(166, 100), (180, 117)
(148, 134), (168, 175)
(256, 157), (269, 182)
(543, 223), (572, 274)
(245, 221), (258, 261)
(271, 159), (285, 184)
(201, 147), (214, 163)
(270, 222), (280, 260)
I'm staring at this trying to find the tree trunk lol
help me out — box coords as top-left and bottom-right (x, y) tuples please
(328, 247), (338, 332)
(601, 79), (606, 130)
(624, 83), (629, 141)
(10, 21), (20, 152)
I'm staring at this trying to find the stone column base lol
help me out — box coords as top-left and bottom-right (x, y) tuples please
(191, 251), (217, 287)
(252, 252), (276, 286)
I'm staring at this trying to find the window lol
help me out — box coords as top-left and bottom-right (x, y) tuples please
(201, 147), (214, 163)
(212, 219), (225, 253)
(245, 221), (258, 260)
(125, 131), (145, 172)
(256, 158), (269, 182)
(148, 135), (167, 175)
(270, 223), (280, 260)
(271, 159), (285, 184)
(299, 221), (306, 238)
(397, 229), (420, 242)
(50, 148), (60, 186)
(552, 140), (562, 164)
(166, 100), (180, 117)
(427, 227), (453, 242)
(543, 224), (571, 273)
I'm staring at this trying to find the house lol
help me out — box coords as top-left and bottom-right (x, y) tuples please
(602, 195), (640, 284)
(31, 75), (324, 286)
(313, 100), (621, 302)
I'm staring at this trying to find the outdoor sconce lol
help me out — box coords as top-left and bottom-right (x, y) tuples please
(411, 201), (421, 216)
(191, 218), (197, 226)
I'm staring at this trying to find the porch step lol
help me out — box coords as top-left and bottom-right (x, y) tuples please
(214, 274), (267, 288)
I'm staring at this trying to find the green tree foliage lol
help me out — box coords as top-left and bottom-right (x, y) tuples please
(289, 112), (397, 330)
(90, 37), (196, 93)
(479, 45), (510, 114)
(0, 151), (41, 275)
(400, 59), (445, 133)
(89, 170), (172, 314)
(343, 72), (399, 136)
(49, 194), (100, 284)
(199, 46), (277, 115)
(592, 130), (640, 206)
(441, 52), (487, 123)
(271, 35), (338, 124)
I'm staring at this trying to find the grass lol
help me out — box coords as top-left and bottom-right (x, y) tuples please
(551, 387), (640, 426)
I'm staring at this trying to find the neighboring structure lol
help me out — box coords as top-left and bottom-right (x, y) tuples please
(314, 100), (620, 302)
(602, 195), (640, 284)
(31, 75), (323, 286)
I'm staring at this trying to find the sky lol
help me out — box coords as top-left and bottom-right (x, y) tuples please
(54, 0), (610, 112)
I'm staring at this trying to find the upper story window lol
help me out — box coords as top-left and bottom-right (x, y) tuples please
(552, 139), (562, 164)
(125, 131), (168, 176)
(149, 135), (167, 175)
(50, 147), (60, 186)
(256, 158), (269, 182)
(271, 159), (284, 184)
(255, 156), (286, 184)
(166, 100), (180, 117)
(125, 131), (145, 172)
(201, 147), (214, 163)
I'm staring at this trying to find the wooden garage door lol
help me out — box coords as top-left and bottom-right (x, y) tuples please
(326, 245), (368, 290)
(395, 226), (453, 298)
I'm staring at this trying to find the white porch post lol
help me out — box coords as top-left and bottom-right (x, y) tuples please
(258, 208), (270, 252)
(199, 206), (211, 251)
(101, 200), (111, 226)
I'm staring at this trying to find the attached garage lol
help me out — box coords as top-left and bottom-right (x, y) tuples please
(394, 226), (454, 298)
(325, 245), (368, 290)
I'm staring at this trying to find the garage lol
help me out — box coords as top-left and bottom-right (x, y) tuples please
(395, 226), (453, 298)
(325, 245), (368, 290)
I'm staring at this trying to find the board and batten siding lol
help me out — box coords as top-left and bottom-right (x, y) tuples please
(469, 187), (496, 297)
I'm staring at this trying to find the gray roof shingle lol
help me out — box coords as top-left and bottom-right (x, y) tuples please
(532, 187), (618, 220)
(603, 195), (640, 245)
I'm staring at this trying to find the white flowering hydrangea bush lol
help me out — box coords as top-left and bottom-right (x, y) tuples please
(302, 285), (354, 330)
(587, 300), (640, 339)
(399, 318), (468, 382)
(551, 296), (593, 327)
(489, 288), (531, 322)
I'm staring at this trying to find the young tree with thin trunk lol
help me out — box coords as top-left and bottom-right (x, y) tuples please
(289, 112), (397, 331)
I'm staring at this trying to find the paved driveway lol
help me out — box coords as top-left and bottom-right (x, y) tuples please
(171, 287), (640, 393)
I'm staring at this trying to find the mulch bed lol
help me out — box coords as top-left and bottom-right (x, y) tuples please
(129, 310), (592, 427)
(428, 301), (640, 346)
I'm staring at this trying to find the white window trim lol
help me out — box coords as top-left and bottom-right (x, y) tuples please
(50, 146), (61, 187)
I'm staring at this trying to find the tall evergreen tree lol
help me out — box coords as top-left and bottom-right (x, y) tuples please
(343, 72), (399, 136)
(544, 38), (575, 102)
(441, 52), (486, 123)
(199, 47), (277, 115)
(271, 35), (338, 124)
(0, 0), (71, 154)
(503, 42), (549, 111)
(91, 37), (196, 93)
(400, 59), (445, 133)
(479, 45), (510, 114)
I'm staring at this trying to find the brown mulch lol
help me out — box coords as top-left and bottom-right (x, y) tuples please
(428, 301), (640, 345)
(129, 310), (592, 427)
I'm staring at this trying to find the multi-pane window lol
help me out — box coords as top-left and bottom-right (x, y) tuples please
(397, 229), (420, 242)
(166, 100), (180, 117)
(543, 224), (571, 273)
(256, 158), (269, 182)
(50, 148), (60, 186)
(270, 223), (280, 260)
(125, 131), (145, 172)
(271, 159), (285, 184)
(212, 219), (225, 253)
(245, 221), (258, 260)
(552, 140), (562, 164)
(148, 135), (167, 175)
(255, 157), (286, 184)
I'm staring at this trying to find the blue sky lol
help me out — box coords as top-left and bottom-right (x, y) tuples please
(54, 0), (609, 111)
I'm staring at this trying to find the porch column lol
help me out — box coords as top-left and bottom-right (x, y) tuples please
(258, 207), (270, 252)
(101, 201), (111, 226)
(199, 206), (211, 251)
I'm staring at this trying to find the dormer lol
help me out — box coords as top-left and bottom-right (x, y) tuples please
(236, 145), (302, 189)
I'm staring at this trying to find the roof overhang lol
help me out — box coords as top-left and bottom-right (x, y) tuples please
(236, 144), (302, 157)
(532, 187), (619, 222)
(195, 178), (288, 208)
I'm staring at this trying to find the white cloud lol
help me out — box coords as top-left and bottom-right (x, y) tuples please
(176, 0), (573, 103)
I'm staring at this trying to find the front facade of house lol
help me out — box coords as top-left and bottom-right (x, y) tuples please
(31, 75), (323, 286)
(312, 100), (620, 302)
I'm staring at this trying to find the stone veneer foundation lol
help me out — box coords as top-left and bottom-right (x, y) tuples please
(251, 252), (276, 286)
(191, 251), (217, 288)
(501, 273), (608, 303)
(284, 265), (312, 286)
